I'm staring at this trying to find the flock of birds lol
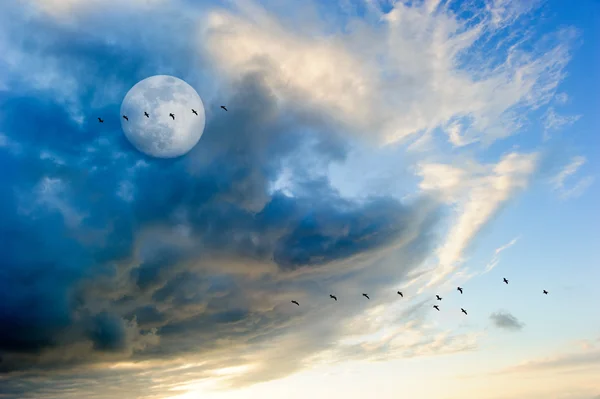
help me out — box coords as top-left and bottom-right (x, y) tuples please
(290, 277), (549, 315)
(97, 105), (228, 123)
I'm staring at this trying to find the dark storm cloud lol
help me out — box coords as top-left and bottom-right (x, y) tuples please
(0, 1), (442, 397)
(490, 311), (525, 331)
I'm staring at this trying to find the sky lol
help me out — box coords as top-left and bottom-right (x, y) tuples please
(0, 0), (599, 398)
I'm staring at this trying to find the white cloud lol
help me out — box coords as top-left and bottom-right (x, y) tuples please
(484, 235), (520, 273)
(16, 177), (86, 228)
(444, 120), (478, 147)
(554, 92), (569, 104)
(551, 156), (594, 200)
(417, 152), (538, 286)
(543, 107), (581, 140)
(28, 0), (166, 19)
(202, 0), (575, 147)
(0, 132), (22, 155)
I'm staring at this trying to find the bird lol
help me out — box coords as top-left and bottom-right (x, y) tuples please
(457, 287), (463, 294)
(433, 305), (440, 311)
(169, 113), (175, 120)
(461, 308), (468, 315)
(397, 291), (403, 297)
(144, 111), (149, 118)
(291, 300), (299, 306)
(362, 293), (370, 300)
(543, 290), (548, 295)
(330, 294), (337, 301)
(97, 117), (104, 123)
(122, 115), (128, 121)
(436, 295), (442, 301)
(221, 105), (228, 111)
(503, 278), (509, 284)
(191, 109), (198, 115)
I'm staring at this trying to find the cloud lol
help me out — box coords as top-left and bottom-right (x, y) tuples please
(27, 0), (167, 20)
(484, 236), (520, 273)
(490, 311), (525, 331)
(417, 152), (538, 286)
(551, 156), (594, 200)
(554, 92), (569, 104)
(542, 107), (581, 140)
(202, 0), (575, 147)
(495, 347), (600, 375)
(0, 0), (582, 397)
(0, 2), (451, 396)
(0, 65), (439, 370)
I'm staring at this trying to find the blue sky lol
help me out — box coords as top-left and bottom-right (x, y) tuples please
(0, 0), (598, 398)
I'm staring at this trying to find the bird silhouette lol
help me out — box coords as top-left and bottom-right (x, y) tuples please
(291, 300), (299, 306)
(144, 112), (149, 118)
(122, 115), (128, 121)
(192, 109), (198, 115)
(362, 293), (370, 300)
(221, 105), (228, 111)
(330, 294), (337, 301)
(543, 290), (548, 295)
(169, 113), (175, 120)
(433, 305), (440, 311)
(461, 308), (468, 315)
(98, 117), (104, 123)
(436, 295), (442, 301)
(457, 287), (463, 294)
(397, 291), (403, 297)
(503, 278), (509, 284)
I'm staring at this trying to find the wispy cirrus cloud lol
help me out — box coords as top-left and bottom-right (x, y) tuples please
(203, 0), (575, 147)
(484, 236), (521, 273)
(417, 152), (538, 288)
(493, 339), (600, 374)
(551, 156), (594, 200)
(542, 107), (581, 140)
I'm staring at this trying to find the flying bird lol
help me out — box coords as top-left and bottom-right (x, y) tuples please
(461, 308), (468, 315)
(543, 290), (548, 295)
(362, 293), (370, 300)
(291, 300), (299, 306)
(457, 287), (463, 294)
(330, 294), (337, 301)
(122, 115), (128, 121)
(144, 111), (149, 118)
(503, 278), (509, 284)
(436, 295), (442, 301)
(221, 105), (228, 111)
(397, 291), (403, 297)
(169, 113), (175, 120)
(433, 305), (440, 311)
(192, 109), (198, 115)
(97, 117), (104, 123)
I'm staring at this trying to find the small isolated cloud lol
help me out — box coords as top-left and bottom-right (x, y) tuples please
(490, 311), (525, 331)
(551, 156), (594, 200)
(543, 107), (581, 140)
(554, 92), (569, 104)
(484, 236), (520, 273)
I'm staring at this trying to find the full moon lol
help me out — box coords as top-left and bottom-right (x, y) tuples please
(120, 75), (206, 158)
